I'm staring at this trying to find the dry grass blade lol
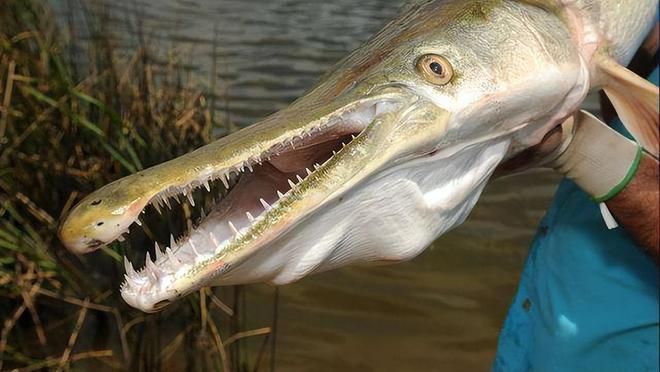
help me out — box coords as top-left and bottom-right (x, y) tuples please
(0, 303), (27, 371)
(158, 324), (194, 363)
(32, 287), (130, 364)
(206, 313), (230, 372)
(121, 315), (146, 335)
(0, 60), (16, 139)
(59, 191), (79, 221)
(56, 298), (89, 371)
(224, 328), (272, 347)
(200, 289), (208, 333)
(15, 192), (55, 227)
(17, 350), (113, 372)
(207, 288), (234, 316)
(252, 333), (271, 372)
(111, 309), (131, 364)
(20, 280), (47, 346)
(36, 288), (114, 313)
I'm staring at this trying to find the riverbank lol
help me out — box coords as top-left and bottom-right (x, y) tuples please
(0, 0), (270, 370)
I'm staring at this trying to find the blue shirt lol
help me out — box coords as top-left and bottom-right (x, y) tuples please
(493, 68), (660, 372)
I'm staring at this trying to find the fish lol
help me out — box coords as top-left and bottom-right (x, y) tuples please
(58, 0), (659, 312)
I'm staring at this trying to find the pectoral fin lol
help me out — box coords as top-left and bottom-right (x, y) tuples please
(598, 58), (659, 157)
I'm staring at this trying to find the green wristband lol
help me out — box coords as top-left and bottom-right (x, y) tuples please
(593, 144), (643, 203)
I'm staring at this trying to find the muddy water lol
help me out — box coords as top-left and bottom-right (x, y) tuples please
(57, 0), (567, 370)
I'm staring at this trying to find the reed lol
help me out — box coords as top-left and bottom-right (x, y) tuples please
(0, 0), (271, 370)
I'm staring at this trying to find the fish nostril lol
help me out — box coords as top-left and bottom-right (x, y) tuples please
(96, 222), (104, 227)
(91, 199), (102, 206)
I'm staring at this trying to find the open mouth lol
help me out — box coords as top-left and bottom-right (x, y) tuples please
(118, 98), (398, 309)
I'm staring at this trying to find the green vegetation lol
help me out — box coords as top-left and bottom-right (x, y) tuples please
(0, 0), (271, 370)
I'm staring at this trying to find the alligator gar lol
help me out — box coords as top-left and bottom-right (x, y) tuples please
(59, 0), (659, 312)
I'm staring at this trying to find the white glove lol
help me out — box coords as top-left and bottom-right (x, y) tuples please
(548, 110), (643, 202)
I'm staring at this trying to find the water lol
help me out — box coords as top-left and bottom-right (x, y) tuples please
(54, 0), (563, 370)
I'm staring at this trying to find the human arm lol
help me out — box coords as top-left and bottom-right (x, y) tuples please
(549, 111), (659, 261)
(606, 153), (659, 259)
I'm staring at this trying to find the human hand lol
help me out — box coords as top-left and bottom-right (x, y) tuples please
(547, 110), (642, 202)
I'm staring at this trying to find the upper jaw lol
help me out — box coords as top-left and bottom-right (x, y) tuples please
(59, 88), (403, 254)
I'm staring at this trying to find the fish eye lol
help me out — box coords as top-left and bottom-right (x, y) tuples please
(416, 54), (453, 85)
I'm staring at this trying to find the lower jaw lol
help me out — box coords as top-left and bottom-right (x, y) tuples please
(120, 97), (407, 308)
(121, 131), (364, 301)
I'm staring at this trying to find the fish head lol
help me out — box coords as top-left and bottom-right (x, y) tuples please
(59, 0), (588, 312)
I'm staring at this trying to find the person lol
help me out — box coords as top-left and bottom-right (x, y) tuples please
(493, 50), (659, 370)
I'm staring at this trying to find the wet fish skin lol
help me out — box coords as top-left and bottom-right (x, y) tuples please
(58, 1), (658, 312)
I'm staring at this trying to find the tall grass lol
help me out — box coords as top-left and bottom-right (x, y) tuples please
(0, 0), (271, 370)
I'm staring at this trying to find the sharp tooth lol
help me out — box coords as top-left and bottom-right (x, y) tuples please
(246, 212), (254, 222)
(351, 134), (356, 140)
(246, 162), (253, 172)
(154, 203), (162, 214)
(145, 252), (159, 281)
(341, 141), (346, 147)
(277, 190), (284, 198)
(305, 168), (312, 175)
(221, 174), (229, 189)
(200, 207), (206, 219)
(135, 219), (142, 226)
(124, 256), (137, 277)
(204, 181), (211, 192)
(288, 179), (296, 188)
(123, 274), (137, 288)
(166, 247), (178, 263)
(228, 221), (239, 236)
(314, 163), (320, 170)
(117, 235), (125, 242)
(332, 150), (337, 156)
(296, 175), (303, 183)
(154, 242), (162, 260)
(170, 234), (176, 249)
(189, 240), (201, 256)
(260, 198), (271, 210)
(186, 193), (195, 207)
(163, 197), (172, 209)
(208, 231), (221, 247)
